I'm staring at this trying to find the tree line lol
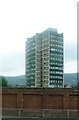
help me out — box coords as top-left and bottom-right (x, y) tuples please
(0, 76), (8, 87)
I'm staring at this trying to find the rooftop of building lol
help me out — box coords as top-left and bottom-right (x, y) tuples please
(27, 28), (63, 41)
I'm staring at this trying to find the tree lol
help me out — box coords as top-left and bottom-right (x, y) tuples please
(0, 76), (2, 86)
(2, 76), (8, 87)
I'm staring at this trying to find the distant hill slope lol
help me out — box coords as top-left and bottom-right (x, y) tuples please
(5, 75), (25, 86)
(5, 73), (78, 87)
(64, 73), (77, 86)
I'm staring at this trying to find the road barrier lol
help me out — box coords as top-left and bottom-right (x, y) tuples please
(2, 108), (79, 118)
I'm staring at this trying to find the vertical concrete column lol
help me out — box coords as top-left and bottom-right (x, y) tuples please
(63, 93), (69, 109)
(41, 89), (46, 109)
(17, 93), (23, 108)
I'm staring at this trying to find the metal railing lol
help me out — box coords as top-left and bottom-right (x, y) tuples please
(2, 108), (79, 118)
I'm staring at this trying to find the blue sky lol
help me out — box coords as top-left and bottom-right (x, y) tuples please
(0, 0), (77, 76)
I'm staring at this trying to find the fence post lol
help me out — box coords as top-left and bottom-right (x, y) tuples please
(18, 109), (21, 118)
(42, 109), (44, 119)
(67, 110), (69, 118)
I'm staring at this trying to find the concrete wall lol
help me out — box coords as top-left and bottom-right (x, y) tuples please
(2, 88), (79, 109)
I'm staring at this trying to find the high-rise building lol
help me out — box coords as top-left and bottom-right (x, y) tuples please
(25, 28), (64, 88)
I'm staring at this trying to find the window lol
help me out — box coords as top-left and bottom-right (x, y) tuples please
(31, 77), (33, 79)
(50, 76), (53, 78)
(51, 66), (53, 69)
(51, 48), (55, 51)
(44, 76), (46, 78)
(50, 62), (53, 65)
(44, 58), (47, 60)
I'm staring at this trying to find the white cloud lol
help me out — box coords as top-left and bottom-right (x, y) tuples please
(64, 60), (77, 73)
(1, 52), (25, 76)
